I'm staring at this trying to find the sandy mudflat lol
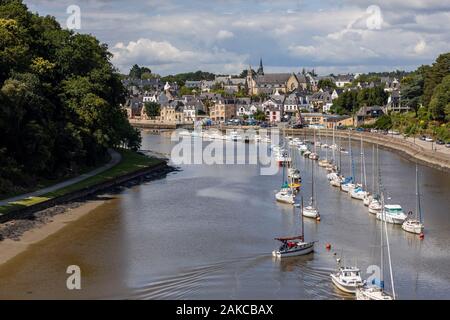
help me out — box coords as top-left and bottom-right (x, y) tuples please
(0, 199), (106, 266)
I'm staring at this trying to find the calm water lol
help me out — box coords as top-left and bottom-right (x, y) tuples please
(0, 131), (449, 299)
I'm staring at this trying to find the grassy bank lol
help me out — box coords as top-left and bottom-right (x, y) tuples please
(0, 150), (163, 216)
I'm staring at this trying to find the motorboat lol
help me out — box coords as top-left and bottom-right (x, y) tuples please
(376, 204), (407, 224)
(331, 266), (365, 294)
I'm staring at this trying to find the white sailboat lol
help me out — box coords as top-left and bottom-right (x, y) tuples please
(341, 132), (355, 193)
(318, 129), (329, 167)
(303, 160), (320, 219)
(402, 164), (425, 235)
(308, 129), (319, 160)
(350, 134), (368, 200)
(364, 145), (376, 206)
(368, 145), (382, 214)
(357, 194), (396, 300)
(275, 132), (296, 205)
(272, 197), (315, 258)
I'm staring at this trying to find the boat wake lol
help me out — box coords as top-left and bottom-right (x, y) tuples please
(126, 254), (345, 300)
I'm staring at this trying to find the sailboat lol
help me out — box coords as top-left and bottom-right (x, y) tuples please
(363, 145), (376, 206)
(368, 144), (382, 214)
(341, 132), (356, 193)
(272, 197), (315, 258)
(318, 130), (330, 167)
(350, 134), (368, 200)
(275, 133), (296, 204)
(309, 129), (319, 160)
(303, 159), (320, 219)
(357, 193), (395, 300)
(329, 132), (344, 187)
(402, 164), (425, 235)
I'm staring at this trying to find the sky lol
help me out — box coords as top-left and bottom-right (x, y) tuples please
(24, 0), (450, 76)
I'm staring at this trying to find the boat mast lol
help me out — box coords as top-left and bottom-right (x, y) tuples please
(383, 193), (396, 299)
(311, 158), (315, 207)
(360, 134), (363, 186)
(301, 194), (305, 239)
(339, 135), (342, 174)
(349, 132), (354, 181)
(372, 145), (375, 194)
(362, 135), (367, 189)
(416, 164), (422, 223)
(332, 125), (336, 164)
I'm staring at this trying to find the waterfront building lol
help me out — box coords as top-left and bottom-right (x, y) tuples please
(209, 98), (236, 122)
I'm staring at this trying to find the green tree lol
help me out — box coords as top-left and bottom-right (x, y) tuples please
(253, 110), (266, 121)
(144, 102), (161, 117)
(429, 75), (450, 121)
(317, 79), (336, 90)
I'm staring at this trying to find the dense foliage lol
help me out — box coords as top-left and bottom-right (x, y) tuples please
(0, 0), (141, 196)
(160, 70), (215, 87)
(144, 102), (161, 118)
(128, 64), (152, 80)
(331, 85), (388, 115)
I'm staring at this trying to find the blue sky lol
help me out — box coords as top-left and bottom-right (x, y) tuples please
(24, 0), (450, 75)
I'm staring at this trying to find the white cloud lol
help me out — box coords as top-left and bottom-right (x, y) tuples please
(111, 38), (248, 74)
(25, 0), (450, 75)
(216, 30), (234, 40)
(414, 39), (427, 54)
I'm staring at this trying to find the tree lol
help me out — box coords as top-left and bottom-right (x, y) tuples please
(239, 69), (255, 78)
(253, 110), (266, 121)
(129, 64), (152, 79)
(317, 79), (336, 90)
(429, 75), (450, 121)
(401, 71), (424, 116)
(144, 102), (161, 118)
(423, 53), (450, 108)
(0, 1), (141, 195)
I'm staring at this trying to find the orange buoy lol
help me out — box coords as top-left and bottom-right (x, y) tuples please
(326, 243), (331, 250)
(419, 233), (425, 240)
(316, 216), (321, 222)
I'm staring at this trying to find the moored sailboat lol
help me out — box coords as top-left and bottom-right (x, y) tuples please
(357, 194), (396, 300)
(402, 164), (425, 235)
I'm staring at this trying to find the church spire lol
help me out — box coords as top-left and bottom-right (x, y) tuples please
(257, 57), (264, 75)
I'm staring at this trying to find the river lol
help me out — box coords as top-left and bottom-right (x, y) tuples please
(0, 130), (449, 299)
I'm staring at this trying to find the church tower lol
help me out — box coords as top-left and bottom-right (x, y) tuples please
(257, 58), (264, 76)
(246, 65), (255, 95)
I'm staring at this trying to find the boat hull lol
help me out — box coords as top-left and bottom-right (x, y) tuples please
(402, 220), (424, 234)
(303, 207), (319, 219)
(272, 242), (314, 257)
(376, 212), (407, 224)
(356, 287), (394, 300)
(331, 275), (359, 294)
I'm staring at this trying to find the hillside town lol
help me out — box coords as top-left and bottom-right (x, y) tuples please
(122, 59), (406, 129)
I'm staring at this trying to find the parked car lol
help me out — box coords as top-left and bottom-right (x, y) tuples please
(356, 127), (364, 132)
(419, 135), (427, 141)
(424, 137), (434, 142)
(292, 124), (304, 129)
(446, 143), (450, 148)
(370, 129), (378, 133)
(436, 139), (445, 145)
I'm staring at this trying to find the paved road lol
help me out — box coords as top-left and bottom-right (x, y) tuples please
(0, 149), (122, 206)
